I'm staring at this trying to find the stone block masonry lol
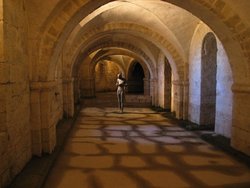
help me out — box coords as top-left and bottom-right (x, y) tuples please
(0, 0), (32, 187)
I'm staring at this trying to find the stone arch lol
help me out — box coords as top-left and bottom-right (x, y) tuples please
(71, 41), (155, 80)
(66, 23), (183, 81)
(83, 48), (151, 97)
(90, 55), (126, 95)
(89, 48), (149, 76)
(87, 48), (151, 80)
(189, 23), (233, 137)
(29, 0), (250, 156)
(34, 0), (250, 87)
(87, 50), (127, 78)
(19, 0), (250, 162)
(37, 2), (186, 81)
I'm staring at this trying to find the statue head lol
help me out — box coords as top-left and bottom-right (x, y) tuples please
(117, 73), (122, 79)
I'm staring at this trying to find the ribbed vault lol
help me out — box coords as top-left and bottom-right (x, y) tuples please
(56, 25), (185, 81)
(71, 40), (155, 78)
(81, 48), (151, 80)
(27, 0), (250, 84)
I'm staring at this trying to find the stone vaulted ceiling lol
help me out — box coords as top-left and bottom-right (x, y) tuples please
(26, 0), (250, 84)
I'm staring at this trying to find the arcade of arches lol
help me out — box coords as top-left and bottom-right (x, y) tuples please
(1, 0), (250, 187)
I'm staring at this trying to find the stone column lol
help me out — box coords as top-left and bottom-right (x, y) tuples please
(183, 81), (189, 120)
(231, 84), (250, 156)
(63, 78), (74, 118)
(80, 78), (95, 98)
(89, 77), (95, 97)
(73, 76), (80, 104)
(172, 80), (184, 119)
(150, 78), (157, 106)
(144, 78), (150, 95)
(30, 81), (57, 156)
(164, 74), (172, 110)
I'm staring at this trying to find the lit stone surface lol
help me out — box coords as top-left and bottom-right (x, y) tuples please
(128, 131), (140, 137)
(44, 107), (250, 188)
(44, 170), (89, 188)
(137, 170), (189, 188)
(68, 137), (103, 144)
(164, 145), (186, 153)
(77, 124), (103, 129)
(136, 143), (157, 154)
(182, 155), (235, 166)
(103, 142), (129, 154)
(105, 125), (132, 131)
(190, 170), (250, 187)
(106, 130), (124, 137)
(120, 156), (147, 168)
(65, 143), (101, 155)
(94, 170), (137, 188)
(196, 145), (223, 155)
(154, 156), (173, 166)
(71, 129), (103, 137)
(67, 156), (114, 169)
(1, 0), (250, 187)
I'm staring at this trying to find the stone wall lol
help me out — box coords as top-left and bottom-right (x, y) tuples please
(158, 54), (165, 108)
(95, 61), (120, 92)
(231, 86), (250, 156)
(79, 57), (95, 98)
(0, 0), (31, 187)
(126, 95), (152, 107)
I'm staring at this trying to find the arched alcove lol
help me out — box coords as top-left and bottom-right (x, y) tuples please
(189, 24), (233, 137)
(127, 61), (145, 94)
(200, 32), (217, 126)
(165, 58), (172, 110)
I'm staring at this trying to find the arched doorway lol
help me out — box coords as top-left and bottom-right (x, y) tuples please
(200, 32), (217, 127)
(127, 61), (145, 94)
(165, 58), (172, 110)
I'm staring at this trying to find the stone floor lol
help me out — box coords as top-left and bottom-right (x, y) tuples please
(43, 106), (250, 188)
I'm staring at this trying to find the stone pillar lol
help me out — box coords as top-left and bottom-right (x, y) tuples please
(150, 78), (157, 106)
(63, 78), (74, 118)
(73, 77), (80, 104)
(144, 78), (150, 95)
(172, 81), (184, 119)
(89, 77), (95, 97)
(164, 72), (172, 110)
(30, 81), (57, 156)
(231, 84), (250, 156)
(183, 81), (189, 120)
(80, 78), (95, 98)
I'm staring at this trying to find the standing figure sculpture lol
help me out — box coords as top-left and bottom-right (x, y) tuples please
(116, 73), (127, 113)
